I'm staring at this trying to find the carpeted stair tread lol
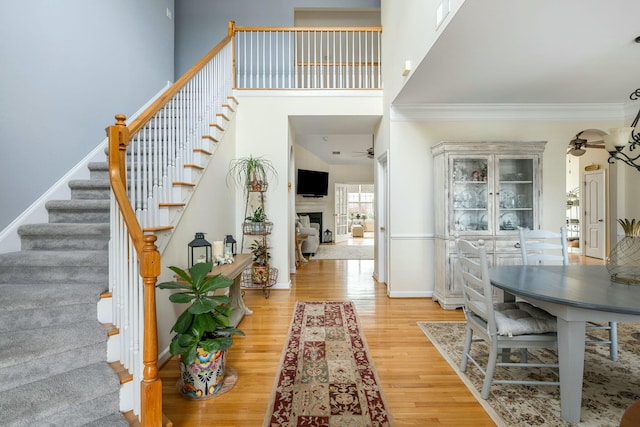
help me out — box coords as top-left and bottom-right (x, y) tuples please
(0, 283), (106, 313)
(0, 336), (107, 394)
(46, 199), (110, 224)
(81, 410), (130, 427)
(68, 179), (111, 200)
(17, 223), (109, 251)
(0, 321), (107, 370)
(0, 363), (120, 427)
(18, 222), (110, 237)
(0, 249), (108, 267)
(68, 179), (110, 189)
(0, 250), (108, 284)
(88, 163), (110, 180)
(0, 251), (106, 282)
(0, 301), (98, 333)
(45, 199), (110, 210)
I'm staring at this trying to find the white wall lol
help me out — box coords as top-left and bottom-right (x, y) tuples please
(156, 119), (238, 358)
(235, 92), (383, 287)
(384, 118), (625, 297)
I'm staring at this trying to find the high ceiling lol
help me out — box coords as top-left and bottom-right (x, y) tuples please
(395, 0), (640, 105)
(292, 1), (640, 164)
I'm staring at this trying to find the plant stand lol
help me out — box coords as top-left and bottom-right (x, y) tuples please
(240, 267), (278, 298)
(240, 185), (278, 298)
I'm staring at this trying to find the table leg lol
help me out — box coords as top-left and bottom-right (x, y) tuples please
(557, 318), (586, 424)
(229, 276), (253, 327)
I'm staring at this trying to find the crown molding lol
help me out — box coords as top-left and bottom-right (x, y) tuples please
(390, 103), (628, 122)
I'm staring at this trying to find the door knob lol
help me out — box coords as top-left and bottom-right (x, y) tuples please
(380, 226), (385, 231)
(598, 219), (604, 222)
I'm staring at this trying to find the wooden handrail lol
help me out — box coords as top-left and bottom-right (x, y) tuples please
(233, 25), (383, 32)
(128, 34), (233, 136)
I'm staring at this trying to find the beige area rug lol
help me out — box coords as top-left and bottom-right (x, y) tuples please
(311, 244), (374, 260)
(417, 321), (640, 427)
(264, 301), (393, 426)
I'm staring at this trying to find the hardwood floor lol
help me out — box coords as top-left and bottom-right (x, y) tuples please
(159, 259), (496, 426)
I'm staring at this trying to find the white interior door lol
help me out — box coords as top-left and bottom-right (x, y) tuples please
(584, 170), (606, 259)
(334, 183), (349, 243)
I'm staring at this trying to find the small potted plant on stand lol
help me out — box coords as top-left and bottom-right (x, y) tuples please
(156, 262), (245, 399)
(249, 239), (271, 284)
(227, 155), (278, 192)
(244, 206), (268, 234)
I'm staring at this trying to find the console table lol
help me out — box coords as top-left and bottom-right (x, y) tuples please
(207, 253), (253, 327)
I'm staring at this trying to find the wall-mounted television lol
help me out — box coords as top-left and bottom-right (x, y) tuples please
(296, 168), (329, 197)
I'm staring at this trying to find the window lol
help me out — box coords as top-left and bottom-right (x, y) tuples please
(347, 184), (374, 219)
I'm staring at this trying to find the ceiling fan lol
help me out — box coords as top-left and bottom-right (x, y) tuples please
(352, 146), (374, 159)
(567, 129), (607, 157)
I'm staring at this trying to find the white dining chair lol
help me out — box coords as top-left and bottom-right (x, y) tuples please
(518, 227), (618, 361)
(456, 238), (559, 399)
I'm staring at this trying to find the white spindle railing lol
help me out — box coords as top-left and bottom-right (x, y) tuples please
(233, 27), (382, 90)
(109, 40), (233, 419)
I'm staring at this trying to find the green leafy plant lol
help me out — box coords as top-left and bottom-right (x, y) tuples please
(156, 262), (245, 366)
(227, 155), (278, 191)
(249, 239), (271, 266)
(245, 206), (267, 222)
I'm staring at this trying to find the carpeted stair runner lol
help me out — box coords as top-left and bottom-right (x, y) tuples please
(0, 160), (128, 425)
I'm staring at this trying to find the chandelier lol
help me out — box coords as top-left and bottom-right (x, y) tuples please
(604, 88), (640, 171)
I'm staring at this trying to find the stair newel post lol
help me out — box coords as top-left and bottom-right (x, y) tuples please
(108, 114), (129, 188)
(140, 234), (163, 427)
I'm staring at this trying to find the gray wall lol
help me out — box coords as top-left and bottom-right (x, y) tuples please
(0, 0), (175, 230)
(175, 0), (380, 77)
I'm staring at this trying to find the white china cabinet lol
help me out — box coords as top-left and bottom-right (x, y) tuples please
(431, 141), (546, 309)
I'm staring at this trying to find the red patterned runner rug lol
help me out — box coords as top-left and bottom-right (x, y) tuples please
(264, 301), (394, 427)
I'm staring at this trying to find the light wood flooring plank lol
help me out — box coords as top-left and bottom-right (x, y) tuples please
(159, 259), (495, 426)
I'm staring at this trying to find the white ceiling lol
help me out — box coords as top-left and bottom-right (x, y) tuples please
(292, 1), (640, 164)
(290, 115), (381, 165)
(395, 0), (640, 105)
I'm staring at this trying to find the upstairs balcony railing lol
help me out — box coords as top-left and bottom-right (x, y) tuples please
(231, 22), (382, 90)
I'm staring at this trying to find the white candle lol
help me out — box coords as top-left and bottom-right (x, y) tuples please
(213, 241), (224, 258)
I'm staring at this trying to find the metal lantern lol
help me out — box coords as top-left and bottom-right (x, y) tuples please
(323, 228), (333, 243)
(224, 234), (237, 256)
(188, 232), (212, 268)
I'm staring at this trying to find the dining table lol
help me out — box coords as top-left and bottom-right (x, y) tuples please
(488, 265), (640, 424)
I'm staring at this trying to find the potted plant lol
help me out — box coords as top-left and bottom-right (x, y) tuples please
(244, 206), (267, 233)
(227, 155), (278, 192)
(249, 239), (271, 284)
(156, 262), (245, 399)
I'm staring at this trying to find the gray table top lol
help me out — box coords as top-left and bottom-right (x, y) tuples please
(489, 265), (640, 315)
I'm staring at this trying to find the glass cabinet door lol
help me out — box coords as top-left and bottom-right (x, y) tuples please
(451, 157), (490, 233)
(496, 157), (535, 232)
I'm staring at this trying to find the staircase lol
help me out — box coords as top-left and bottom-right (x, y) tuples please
(0, 161), (129, 426)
